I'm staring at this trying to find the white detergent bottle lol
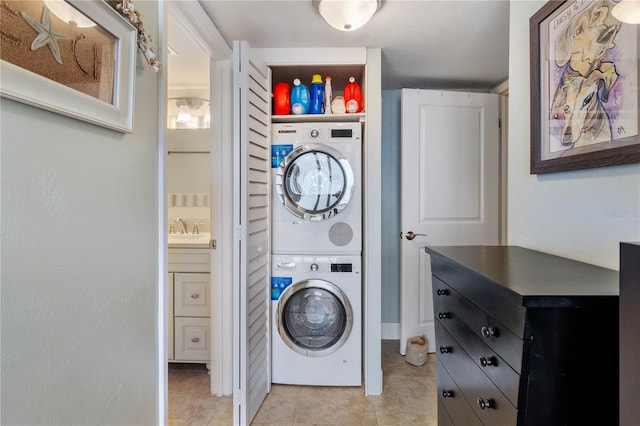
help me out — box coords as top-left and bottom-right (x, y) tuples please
(324, 76), (332, 114)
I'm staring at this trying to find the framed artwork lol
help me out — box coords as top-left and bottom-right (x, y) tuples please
(0, 0), (136, 133)
(530, 0), (640, 174)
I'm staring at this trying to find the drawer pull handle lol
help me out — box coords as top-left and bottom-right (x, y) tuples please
(436, 289), (449, 296)
(477, 397), (494, 410)
(442, 390), (454, 398)
(439, 346), (452, 354)
(481, 326), (498, 338)
(191, 294), (200, 299)
(191, 337), (200, 343)
(437, 312), (450, 320)
(479, 356), (496, 367)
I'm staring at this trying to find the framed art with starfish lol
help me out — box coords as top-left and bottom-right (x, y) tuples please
(0, 0), (136, 132)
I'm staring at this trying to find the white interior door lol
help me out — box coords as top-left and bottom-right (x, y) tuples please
(400, 89), (500, 354)
(232, 40), (271, 425)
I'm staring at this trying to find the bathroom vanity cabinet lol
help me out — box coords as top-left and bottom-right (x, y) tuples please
(168, 248), (211, 364)
(428, 245), (619, 425)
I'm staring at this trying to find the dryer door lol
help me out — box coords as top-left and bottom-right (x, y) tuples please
(275, 145), (354, 221)
(277, 279), (353, 357)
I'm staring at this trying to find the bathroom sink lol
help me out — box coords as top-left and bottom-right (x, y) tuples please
(169, 234), (203, 240)
(168, 232), (210, 247)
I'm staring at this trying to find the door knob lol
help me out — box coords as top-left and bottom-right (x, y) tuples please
(405, 231), (427, 240)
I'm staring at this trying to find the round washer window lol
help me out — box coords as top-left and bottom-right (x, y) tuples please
(276, 145), (354, 221)
(277, 279), (353, 357)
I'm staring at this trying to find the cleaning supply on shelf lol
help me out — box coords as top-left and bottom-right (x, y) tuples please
(290, 78), (310, 115)
(331, 96), (346, 114)
(273, 82), (290, 115)
(324, 76), (333, 114)
(309, 74), (324, 114)
(344, 76), (363, 113)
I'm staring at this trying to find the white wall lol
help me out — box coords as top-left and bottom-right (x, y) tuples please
(0, 2), (161, 423)
(509, 1), (640, 270)
(167, 151), (211, 232)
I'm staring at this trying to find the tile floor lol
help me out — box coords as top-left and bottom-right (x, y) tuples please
(168, 340), (437, 425)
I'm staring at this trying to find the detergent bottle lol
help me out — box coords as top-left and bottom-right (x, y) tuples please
(290, 78), (310, 115)
(324, 76), (332, 114)
(344, 76), (363, 113)
(309, 74), (324, 114)
(273, 82), (290, 115)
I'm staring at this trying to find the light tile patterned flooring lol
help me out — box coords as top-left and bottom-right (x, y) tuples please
(168, 340), (437, 425)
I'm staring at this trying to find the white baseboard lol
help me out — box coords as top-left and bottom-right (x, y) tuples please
(381, 322), (400, 340)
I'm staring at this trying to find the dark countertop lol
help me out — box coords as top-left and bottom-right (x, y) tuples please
(426, 246), (619, 303)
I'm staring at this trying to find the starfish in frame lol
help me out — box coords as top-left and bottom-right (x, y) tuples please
(21, 6), (69, 65)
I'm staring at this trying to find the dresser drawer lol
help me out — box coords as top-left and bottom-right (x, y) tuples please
(174, 273), (210, 317)
(437, 359), (482, 426)
(436, 322), (521, 425)
(174, 317), (210, 361)
(433, 276), (526, 374)
(437, 397), (455, 426)
(431, 252), (527, 337)
(436, 321), (524, 408)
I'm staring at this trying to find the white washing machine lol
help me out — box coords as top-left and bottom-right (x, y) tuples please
(271, 254), (361, 386)
(271, 122), (361, 255)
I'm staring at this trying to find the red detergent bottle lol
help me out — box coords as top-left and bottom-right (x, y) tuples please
(344, 76), (363, 113)
(273, 82), (290, 115)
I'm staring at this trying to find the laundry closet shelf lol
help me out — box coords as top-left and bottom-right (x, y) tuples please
(271, 113), (365, 123)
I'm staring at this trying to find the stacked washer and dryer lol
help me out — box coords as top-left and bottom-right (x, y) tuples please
(270, 122), (362, 386)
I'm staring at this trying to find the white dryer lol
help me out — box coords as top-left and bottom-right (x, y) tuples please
(271, 122), (361, 255)
(271, 254), (361, 386)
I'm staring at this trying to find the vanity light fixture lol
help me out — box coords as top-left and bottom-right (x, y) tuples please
(171, 98), (207, 124)
(612, 0), (640, 24)
(313, 0), (381, 32)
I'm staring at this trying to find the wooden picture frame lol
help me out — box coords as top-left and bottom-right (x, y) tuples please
(0, 0), (136, 133)
(530, 0), (640, 174)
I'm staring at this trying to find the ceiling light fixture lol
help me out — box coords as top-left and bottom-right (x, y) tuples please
(313, 0), (381, 32)
(612, 0), (640, 24)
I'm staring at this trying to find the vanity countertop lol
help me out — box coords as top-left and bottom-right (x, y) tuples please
(168, 232), (210, 249)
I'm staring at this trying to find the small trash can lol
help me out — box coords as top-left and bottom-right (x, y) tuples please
(405, 335), (428, 366)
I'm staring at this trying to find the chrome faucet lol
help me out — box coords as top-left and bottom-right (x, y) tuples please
(175, 217), (188, 234)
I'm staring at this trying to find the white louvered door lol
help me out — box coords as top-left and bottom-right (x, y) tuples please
(232, 41), (271, 425)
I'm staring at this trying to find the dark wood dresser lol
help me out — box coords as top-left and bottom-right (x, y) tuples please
(620, 242), (640, 425)
(428, 246), (619, 426)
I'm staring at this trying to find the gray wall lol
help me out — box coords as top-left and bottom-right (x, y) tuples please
(1, 2), (161, 423)
(381, 90), (402, 324)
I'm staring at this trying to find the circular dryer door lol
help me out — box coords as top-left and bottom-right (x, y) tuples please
(276, 145), (354, 221)
(277, 279), (353, 357)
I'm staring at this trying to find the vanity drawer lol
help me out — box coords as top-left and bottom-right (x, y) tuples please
(437, 321), (520, 425)
(174, 273), (210, 317)
(437, 359), (482, 426)
(174, 317), (210, 361)
(168, 248), (210, 273)
(433, 277), (526, 374)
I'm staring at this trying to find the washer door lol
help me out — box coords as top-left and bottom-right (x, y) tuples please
(277, 279), (353, 357)
(276, 144), (354, 221)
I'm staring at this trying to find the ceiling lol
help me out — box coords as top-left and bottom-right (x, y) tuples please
(168, 0), (510, 91)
